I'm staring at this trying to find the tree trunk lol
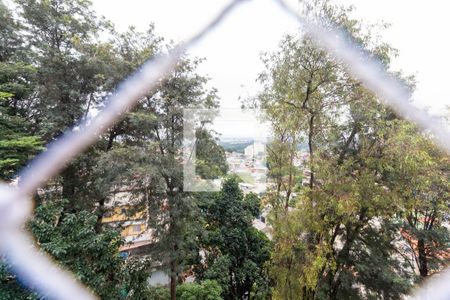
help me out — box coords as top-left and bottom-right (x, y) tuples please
(418, 238), (428, 277)
(106, 129), (116, 151)
(168, 189), (178, 300)
(305, 113), (318, 256)
(308, 114), (315, 192)
(61, 164), (77, 213)
(95, 197), (105, 233)
(329, 271), (341, 300)
(170, 268), (177, 300)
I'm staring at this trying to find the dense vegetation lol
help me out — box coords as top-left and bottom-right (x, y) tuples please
(219, 140), (253, 153)
(0, 0), (448, 300)
(254, 2), (450, 299)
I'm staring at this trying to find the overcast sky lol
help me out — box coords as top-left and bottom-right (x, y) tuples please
(91, 0), (450, 138)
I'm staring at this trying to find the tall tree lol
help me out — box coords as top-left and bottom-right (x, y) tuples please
(0, 0), (42, 180)
(255, 1), (423, 298)
(384, 122), (450, 278)
(13, 0), (111, 210)
(1, 2), (229, 299)
(93, 28), (225, 298)
(195, 128), (228, 179)
(195, 177), (272, 300)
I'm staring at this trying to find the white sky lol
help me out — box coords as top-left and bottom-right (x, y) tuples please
(92, 0), (450, 138)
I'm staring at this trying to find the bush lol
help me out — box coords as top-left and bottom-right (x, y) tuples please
(177, 280), (222, 300)
(146, 286), (170, 300)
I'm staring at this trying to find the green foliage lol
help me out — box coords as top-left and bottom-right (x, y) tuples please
(177, 280), (222, 300)
(0, 134), (42, 179)
(243, 192), (261, 219)
(0, 263), (38, 300)
(0, 1), (43, 180)
(383, 122), (450, 278)
(0, 1), (230, 299)
(254, 1), (436, 299)
(197, 177), (272, 299)
(86, 23), (224, 299)
(0, 0), (23, 61)
(14, 0), (106, 140)
(0, 200), (132, 299)
(30, 200), (126, 299)
(219, 140), (252, 153)
(196, 128), (228, 179)
(147, 286), (171, 300)
(142, 280), (223, 300)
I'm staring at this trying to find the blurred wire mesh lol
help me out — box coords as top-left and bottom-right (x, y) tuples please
(0, 0), (448, 299)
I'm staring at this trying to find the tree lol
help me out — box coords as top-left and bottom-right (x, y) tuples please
(0, 263), (38, 300)
(195, 128), (228, 179)
(0, 0), (42, 180)
(92, 27), (225, 299)
(1, 1), (229, 300)
(1, 200), (132, 300)
(265, 123), (302, 212)
(31, 200), (127, 299)
(255, 1), (420, 298)
(14, 0), (106, 138)
(13, 0), (112, 211)
(384, 122), (450, 278)
(177, 280), (222, 300)
(0, 90), (42, 180)
(196, 177), (272, 299)
(0, 1), (22, 61)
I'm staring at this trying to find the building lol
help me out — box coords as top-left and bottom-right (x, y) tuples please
(101, 189), (155, 254)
